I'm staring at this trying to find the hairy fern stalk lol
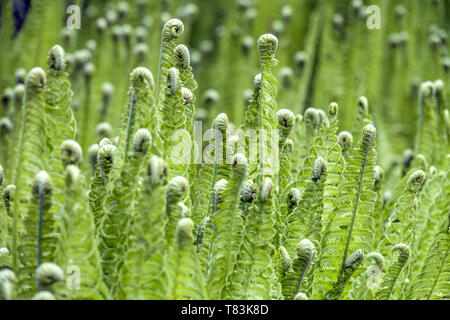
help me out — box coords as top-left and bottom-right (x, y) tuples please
(0, 0), (449, 300)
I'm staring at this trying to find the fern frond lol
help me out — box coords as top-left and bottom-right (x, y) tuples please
(206, 154), (247, 299)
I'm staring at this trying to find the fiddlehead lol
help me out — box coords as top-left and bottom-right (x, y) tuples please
(11, 68), (48, 272)
(99, 128), (152, 295)
(326, 249), (364, 300)
(119, 156), (169, 300)
(17, 171), (56, 299)
(207, 154), (247, 299)
(88, 140), (116, 233)
(227, 177), (276, 299)
(156, 18), (184, 109)
(166, 218), (207, 299)
(376, 244), (410, 300)
(281, 239), (315, 300)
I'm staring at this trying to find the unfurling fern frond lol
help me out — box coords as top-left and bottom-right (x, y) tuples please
(58, 165), (109, 300)
(312, 124), (377, 299)
(156, 19), (184, 110)
(380, 170), (426, 254)
(227, 177), (276, 300)
(206, 153), (247, 299)
(407, 228), (449, 300)
(12, 68), (48, 272)
(257, 34), (279, 180)
(99, 129), (151, 295)
(326, 249), (364, 300)
(376, 243), (410, 300)
(281, 239), (315, 300)
(166, 218), (207, 300)
(88, 140), (116, 233)
(119, 156), (168, 300)
(17, 171), (56, 299)
(285, 156), (327, 258)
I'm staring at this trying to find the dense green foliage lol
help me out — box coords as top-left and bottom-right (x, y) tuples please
(0, 0), (449, 300)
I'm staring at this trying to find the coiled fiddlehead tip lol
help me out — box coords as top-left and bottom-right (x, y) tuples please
(241, 179), (257, 203)
(147, 156), (168, 187)
(174, 44), (191, 69)
(392, 243), (410, 259)
(25, 67), (46, 91)
(162, 18), (184, 41)
(96, 122), (112, 139)
(181, 87), (193, 105)
(101, 82), (114, 99)
(176, 217), (194, 243)
(362, 124), (376, 148)
(203, 89), (220, 106)
(294, 51), (307, 70)
(297, 238), (315, 257)
(434, 79), (444, 96)
(293, 292), (309, 300)
(279, 67), (294, 88)
(3, 184), (15, 209)
(429, 166), (437, 177)
(257, 33), (278, 57)
(329, 102), (339, 116)
(32, 171), (52, 196)
(213, 179), (228, 204)
(60, 140), (83, 167)
(281, 5), (293, 22)
(366, 252), (385, 270)
(0, 247), (9, 257)
(167, 67), (179, 96)
(133, 43), (148, 61)
(345, 249), (364, 272)
(402, 148), (414, 168)
(99, 137), (113, 149)
(284, 138), (294, 153)
(338, 131), (353, 153)
(419, 81), (435, 100)
(232, 153), (247, 167)
(132, 128), (152, 153)
(0, 117), (13, 135)
(259, 178), (273, 203)
(35, 262), (64, 288)
(254, 73), (262, 91)
(0, 267), (15, 282)
(135, 26), (148, 43)
(406, 170), (426, 192)
(31, 291), (56, 300)
(375, 165), (384, 184)
(287, 188), (300, 208)
(15, 68), (27, 84)
(358, 96), (369, 113)
(88, 143), (99, 167)
(312, 156), (327, 182)
(214, 113), (229, 133)
(304, 107), (320, 129)
(131, 67), (155, 92)
(167, 176), (189, 199)
(98, 141), (116, 167)
(277, 109), (295, 128)
(0, 268), (15, 300)
(47, 45), (65, 71)
(64, 165), (80, 187)
(14, 84), (25, 102)
(96, 17), (107, 33)
(82, 62), (95, 80)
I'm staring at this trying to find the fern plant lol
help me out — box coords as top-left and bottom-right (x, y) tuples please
(0, 0), (449, 301)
